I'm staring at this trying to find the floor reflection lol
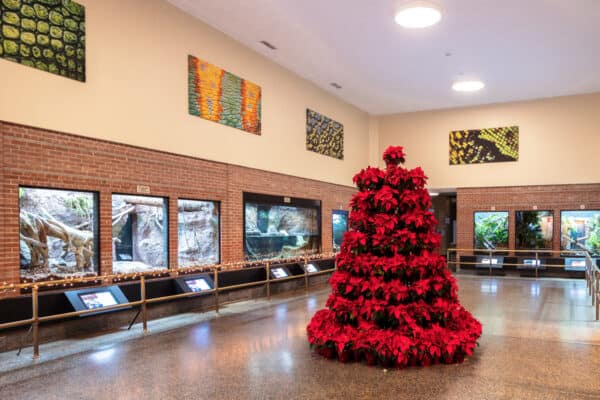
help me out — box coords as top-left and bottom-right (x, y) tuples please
(2, 276), (600, 400)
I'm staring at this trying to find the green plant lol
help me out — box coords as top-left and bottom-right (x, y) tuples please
(65, 195), (92, 218)
(474, 213), (508, 249)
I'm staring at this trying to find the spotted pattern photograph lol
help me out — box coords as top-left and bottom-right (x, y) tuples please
(306, 109), (343, 160)
(188, 55), (261, 135)
(0, 0), (86, 82)
(449, 126), (519, 165)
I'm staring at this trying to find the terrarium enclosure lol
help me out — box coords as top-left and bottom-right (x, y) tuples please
(19, 187), (98, 282)
(332, 210), (348, 252)
(561, 210), (600, 256)
(244, 193), (321, 260)
(515, 210), (553, 250)
(178, 199), (220, 267)
(112, 194), (168, 273)
(473, 211), (509, 250)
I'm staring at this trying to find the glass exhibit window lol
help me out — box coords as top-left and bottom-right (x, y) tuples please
(561, 210), (600, 256)
(178, 199), (220, 267)
(244, 194), (321, 260)
(473, 211), (509, 250)
(112, 194), (168, 273)
(515, 210), (553, 250)
(19, 187), (99, 282)
(332, 210), (348, 252)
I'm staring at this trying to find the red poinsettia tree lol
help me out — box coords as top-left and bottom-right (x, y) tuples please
(307, 146), (482, 367)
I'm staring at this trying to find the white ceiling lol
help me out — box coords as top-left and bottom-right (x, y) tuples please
(167, 0), (600, 114)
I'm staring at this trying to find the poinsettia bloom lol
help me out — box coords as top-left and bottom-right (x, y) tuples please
(307, 146), (481, 368)
(383, 146), (406, 165)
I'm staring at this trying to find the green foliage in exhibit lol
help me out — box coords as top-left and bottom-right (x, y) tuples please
(306, 109), (344, 160)
(474, 212), (509, 249)
(561, 211), (600, 256)
(0, 0), (85, 81)
(515, 211), (553, 250)
(449, 126), (519, 165)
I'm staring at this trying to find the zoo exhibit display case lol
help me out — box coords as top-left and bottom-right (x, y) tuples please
(177, 199), (220, 267)
(332, 210), (348, 252)
(243, 192), (321, 260)
(112, 194), (168, 274)
(19, 187), (99, 282)
(515, 210), (553, 251)
(561, 210), (600, 256)
(473, 211), (509, 252)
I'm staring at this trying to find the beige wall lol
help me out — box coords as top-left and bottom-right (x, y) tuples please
(0, 0), (369, 187)
(378, 93), (600, 189)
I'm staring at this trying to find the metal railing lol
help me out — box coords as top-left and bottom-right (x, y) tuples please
(585, 252), (600, 321)
(446, 248), (584, 278)
(0, 253), (337, 359)
(446, 247), (599, 321)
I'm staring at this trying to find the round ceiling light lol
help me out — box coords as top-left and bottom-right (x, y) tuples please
(452, 80), (485, 92)
(395, 2), (442, 28)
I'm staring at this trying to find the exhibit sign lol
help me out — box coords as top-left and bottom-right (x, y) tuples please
(65, 286), (129, 316)
(521, 259), (543, 269)
(564, 258), (586, 271)
(0, 0), (86, 81)
(188, 55), (261, 134)
(304, 263), (319, 273)
(476, 256), (504, 269)
(270, 267), (290, 279)
(174, 274), (215, 294)
(449, 126), (518, 165)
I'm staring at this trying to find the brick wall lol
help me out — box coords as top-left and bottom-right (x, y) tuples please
(0, 121), (355, 285)
(457, 184), (600, 251)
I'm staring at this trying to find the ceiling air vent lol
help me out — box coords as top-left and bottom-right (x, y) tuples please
(330, 82), (342, 89)
(259, 40), (277, 50)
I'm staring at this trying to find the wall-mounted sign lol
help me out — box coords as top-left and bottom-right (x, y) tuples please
(65, 286), (129, 316)
(136, 185), (151, 194)
(476, 256), (504, 269)
(270, 267), (290, 279)
(304, 263), (319, 273)
(175, 274), (214, 294)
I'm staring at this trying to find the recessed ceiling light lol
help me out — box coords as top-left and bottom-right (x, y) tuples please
(395, 2), (442, 29)
(452, 80), (485, 92)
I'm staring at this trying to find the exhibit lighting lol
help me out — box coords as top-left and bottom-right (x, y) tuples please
(395, 2), (442, 28)
(452, 80), (485, 92)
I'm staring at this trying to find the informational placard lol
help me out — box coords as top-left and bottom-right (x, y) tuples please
(304, 263), (319, 273)
(65, 286), (130, 317)
(79, 291), (119, 309)
(565, 258), (587, 271)
(476, 256), (504, 269)
(186, 278), (212, 292)
(520, 259), (543, 269)
(271, 267), (289, 279)
(174, 274), (214, 294)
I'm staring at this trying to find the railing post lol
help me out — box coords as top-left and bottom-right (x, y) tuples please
(214, 267), (219, 314)
(488, 249), (493, 276)
(596, 272), (599, 321)
(266, 262), (271, 300)
(304, 256), (309, 291)
(32, 285), (39, 360)
(535, 251), (539, 279)
(140, 275), (147, 335)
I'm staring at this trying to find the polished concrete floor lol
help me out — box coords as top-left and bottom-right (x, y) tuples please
(1, 276), (599, 399)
